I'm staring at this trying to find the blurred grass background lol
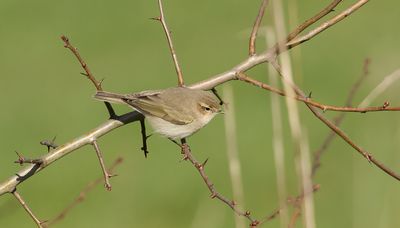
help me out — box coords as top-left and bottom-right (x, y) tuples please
(1, 0), (400, 227)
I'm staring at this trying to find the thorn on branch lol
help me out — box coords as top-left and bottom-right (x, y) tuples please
(154, 0), (185, 87)
(383, 101), (390, 109)
(201, 158), (209, 168)
(14, 151), (43, 165)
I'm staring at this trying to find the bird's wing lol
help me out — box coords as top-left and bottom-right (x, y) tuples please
(123, 94), (193, 125)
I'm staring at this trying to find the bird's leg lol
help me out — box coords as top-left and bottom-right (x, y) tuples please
(180, 138), (190, 160)
(139, 117), (150, 158)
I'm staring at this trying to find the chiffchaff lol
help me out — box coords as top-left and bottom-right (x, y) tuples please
(94, 87), (222, 140)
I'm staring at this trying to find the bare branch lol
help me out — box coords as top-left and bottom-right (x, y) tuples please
(237, 72), (400, 113)
(286, 0), (342, 41)
(92, 140), (113, 191)
(311, 58), (370, 176)
(61, 35), (103, 91)
(48, 157), (123, 226)
(14, 151), (43, 165)
(12, 190), (45, 228)
(0, 111), (142, 196)
(259, 184), (320, 225)
(286, 0), (369, 49)
(153, 0), (185, 86)
(180, 139), (259, 227)
(249, 0), (270, 56)
(269, 61), (400, 181)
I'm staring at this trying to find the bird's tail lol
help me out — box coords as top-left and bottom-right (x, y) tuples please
(94, 91), (127, 104)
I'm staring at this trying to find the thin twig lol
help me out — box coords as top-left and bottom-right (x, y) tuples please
(249, 0), (270, 56)
(92, 140), (112, 191)
(286, 0), (342, 41)
(61, 35), (103, 91)
(269, 60), (400, 181)
(238, 72), (399, 113)
(359, 68), (400, 108)
(153, 0), (184, 86)
(12, 190), (44, 228)
(286, 0), (369, 49)
(14, 151), (43, 166)
(180, 139), (259, 227)
(311, 58), (370, 176)
(61, 35), (118, 120)
(48, 157), (123, 226)
(259, 184), (320, 225)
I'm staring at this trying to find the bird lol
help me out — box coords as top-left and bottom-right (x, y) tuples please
(94, 87), (222, 140)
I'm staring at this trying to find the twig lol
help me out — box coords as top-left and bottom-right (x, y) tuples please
(61, 35), (103, 91)
(12, 190), (44, 228)
(286, 0), (342, 41)
(153, 0), (184, 86)
(259, 184), (320, 225)
(0, 111), (142, 196)
(249, 0), (269, 56)
(180, 139), (259, 227)
(237, 72), (399, 113)
(359, 68), (400, 108)
(286, 0), (369, 49)
(189, 0), (369, 90)
(269, 60), (400, 181)
(14, 151), (43, 165)
(311, 58), (370, 176)
(48, 157), (123, 226)
(61, 35), (118, 119)
(92, 140), (112, 191)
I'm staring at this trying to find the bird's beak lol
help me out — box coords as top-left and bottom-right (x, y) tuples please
(217, 110), (224, 114)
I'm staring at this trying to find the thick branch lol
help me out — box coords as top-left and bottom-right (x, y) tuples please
(0, 111), (142, 196)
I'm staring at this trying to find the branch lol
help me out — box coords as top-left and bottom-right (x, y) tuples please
(12, 190), (45, 228)
(92, 140), (113, 191)
(311, 58), (370, 176)
(48, 157), (123, 226)
(249, 0), (270, 56)
(189, 0), (368, 90)
(237, 72), (399, 113)
(180, 139), (259, 227)
(153, 0), (185, 86)
(0, 111), (141, 196)
(61, 35), (103, 91)
(286, 0), (369, 49)
(286, 0), (342, 41)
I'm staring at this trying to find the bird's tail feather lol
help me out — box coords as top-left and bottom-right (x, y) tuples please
(94, 91), (126, 104)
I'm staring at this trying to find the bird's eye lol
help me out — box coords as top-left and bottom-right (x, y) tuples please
(204, 106), (211, 111)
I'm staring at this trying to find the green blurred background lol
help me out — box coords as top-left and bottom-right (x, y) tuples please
(1, 0), (400, 227)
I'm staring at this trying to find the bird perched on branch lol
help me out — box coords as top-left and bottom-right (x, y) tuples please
(95, 87), (222, 140)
